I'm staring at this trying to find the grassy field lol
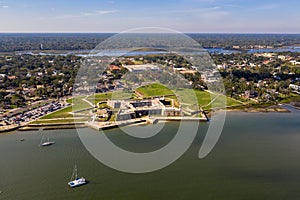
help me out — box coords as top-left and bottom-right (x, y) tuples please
(31, 118), (88, 124)
(136, 83), (175, 97)
(86, 91), (132, 104)
(66, 96), (92, 110)
(35, 92), (130, 123)
(135, 83), (242, 109)
(278, 93), (300, 103)
(174, 89), (242, 109)
(40, 106), (73, 119)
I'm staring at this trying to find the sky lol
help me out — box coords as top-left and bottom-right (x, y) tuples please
(0, 0), (299, 33)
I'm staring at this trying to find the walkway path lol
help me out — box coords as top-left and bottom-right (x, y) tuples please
(37, 117), (87, 121)
(82, 95), (95, 107)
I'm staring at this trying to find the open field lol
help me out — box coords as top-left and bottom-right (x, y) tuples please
(66, 96), (92, 110)
(278, 93), (300, 103)
(30, 118), (88, 124)
(86, 91), (132, 104)
(135, 83), (242, 109)
(39, 106), (74, 119)
(136, 83), (175, 97)
(175, 89), (243, 109)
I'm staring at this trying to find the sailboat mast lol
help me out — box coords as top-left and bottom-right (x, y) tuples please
(39, 133), (44, 146)
(75, 164), (78, 179)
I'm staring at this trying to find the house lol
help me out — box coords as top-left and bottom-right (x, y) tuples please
(36, 72), (43, 76)
(179, 70), (198, 75)
(244, 91), (258, 99)
(290, 60), (300, 65)
(109, 65), (121, 72)
(8, 76), (17, 80)
(173, 66), (186, 71)
(278, 55), (286, 61)
(289, 84), (300, 91)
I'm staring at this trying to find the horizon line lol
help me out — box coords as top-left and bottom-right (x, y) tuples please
(1, 32), (300, 35)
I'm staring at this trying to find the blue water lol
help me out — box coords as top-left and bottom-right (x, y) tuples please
(248, 46), (300, 53)
(17, 46), (300, 57)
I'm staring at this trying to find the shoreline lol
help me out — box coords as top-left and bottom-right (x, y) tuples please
(1, 104), (297, 134)
(224, 104), (292, 113)
(226, 107), (290, 113)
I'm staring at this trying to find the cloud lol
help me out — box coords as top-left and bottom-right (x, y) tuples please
(222, 4), (241, 8)
(185, 0), (238, 3)
(51, 9), (119, 20)
(166, 6), (230, 19)
(255, 4), (279, 10)
(0, 0), (8, 8)
(82, 10), (119, 16)
(167, 6), (222, 13)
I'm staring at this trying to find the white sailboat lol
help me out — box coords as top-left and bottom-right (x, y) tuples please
(68, 164), (87, 188)
(39, 134), (55, 147)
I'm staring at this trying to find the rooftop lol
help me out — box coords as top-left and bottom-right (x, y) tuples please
(123, 64), (160, 72)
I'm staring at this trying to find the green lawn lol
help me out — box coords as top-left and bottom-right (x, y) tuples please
(278, 93), (300, 103)
(136, 83), (175, 97)
(40, 106), (73, 119)
(133, 60), (144, 65)
(31, 118), (88, 124)
(175, 88), (242, 109)
(67, 96), (92, 111)
(86, 91), (132, 104)
(135, 83), (242, 109)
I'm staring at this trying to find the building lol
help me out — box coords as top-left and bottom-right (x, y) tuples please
(108, 98), (181, 121)
(107, 100), (122, 108)
(290, 60), (300, 65)
(123, 64), (160, 73)
(243, 91), (259, 99)
(289, 84), (300, 91)
(179, 70), (198, 75)
(109, 65), (121, 72)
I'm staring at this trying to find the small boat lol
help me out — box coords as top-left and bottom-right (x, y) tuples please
(20, 139), (25, 141)
(40, 139), (55, 146)
(68, 164), (87, 188)
(39, 134), (55, 147)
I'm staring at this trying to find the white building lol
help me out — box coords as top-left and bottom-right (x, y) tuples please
(124, 64), (160, 72)
(289, 84), (300, 91)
